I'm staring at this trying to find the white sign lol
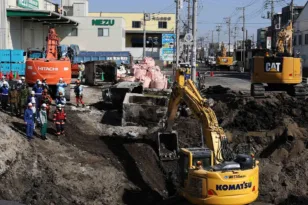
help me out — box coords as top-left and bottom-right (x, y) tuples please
(266, 37), (271, 49)
(184, 33), (193, 42)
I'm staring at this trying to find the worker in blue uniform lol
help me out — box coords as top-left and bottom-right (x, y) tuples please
(56, 78), (67, 97)
(24, 103), (34, 140)
(1, 81), (9, 110)
(33, 81), (43, 109)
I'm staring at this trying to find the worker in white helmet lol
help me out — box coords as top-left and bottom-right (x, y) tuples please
(38, 103), (48, 140)
(24, 103), (34, 140)
(78, 60), (85, 83)
(56, 77), (67, 97)
(53, 104), (67, 136)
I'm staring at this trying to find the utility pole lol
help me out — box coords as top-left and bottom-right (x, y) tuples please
(224, 17), (231, 56)
(290, 0), (294, 23)
(270, 0), (274, 19)
(216, 25), (221, 44)
(237, 7), (245, 69)
(175, 0), (180, 71)
(233, 27), (237, 48)
(184, 0), (191, 62)
(143, 12), (146, 58)
(191, 0), (197, 82)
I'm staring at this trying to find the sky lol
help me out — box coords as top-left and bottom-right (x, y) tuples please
(54, 0), (308, 44)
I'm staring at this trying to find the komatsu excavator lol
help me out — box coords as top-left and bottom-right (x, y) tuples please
(157, 68), (259, 205)
(251, 21), (307, 97)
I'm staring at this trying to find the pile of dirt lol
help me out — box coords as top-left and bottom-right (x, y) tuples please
(174, 91), (308, 204)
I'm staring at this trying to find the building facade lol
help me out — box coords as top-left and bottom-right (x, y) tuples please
(257, 27), (268, 49)
(294, 2), (308, 70)
(89, 12), (176, 60)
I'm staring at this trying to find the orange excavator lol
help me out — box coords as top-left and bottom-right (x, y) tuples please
(26, 28), (71, 100)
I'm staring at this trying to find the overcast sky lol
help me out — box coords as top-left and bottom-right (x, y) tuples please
(54, 0), (308, 43)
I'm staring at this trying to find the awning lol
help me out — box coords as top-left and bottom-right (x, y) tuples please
(7, 8), (78, 26)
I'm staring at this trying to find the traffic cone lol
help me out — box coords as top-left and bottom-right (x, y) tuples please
(6, 72), (9, 79)
(9, 71), (13, 80)
(16, 72), (20, 79)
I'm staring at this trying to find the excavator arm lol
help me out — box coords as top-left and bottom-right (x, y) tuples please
(158, 69), (228, 163)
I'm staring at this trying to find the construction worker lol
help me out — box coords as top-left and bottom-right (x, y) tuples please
(24, 103), (34, 140)
(31, 98), (37, 130)
(27, 91), (37, 105)
(55, 92), (66, 106)
(18, 84), (29, 117)
(38, 103), (48, 140)
(0, 76), (6, 88)
(53, 104), (66, 136)
(41, 88), (52, 118)
(1, 81), (9, 110)
(16, 80), (23, 90)
(56, 78), (67, 97)
(74, 80), (85, 107)
(33, 81), (43, 109)
(8, 84), (20, 116)
(42, 78), (49, 91)
(21, 76), (27, 87)
(32, 79), (40, 92)
(117, 62), (127, 75)
(78, 61), (85, 83)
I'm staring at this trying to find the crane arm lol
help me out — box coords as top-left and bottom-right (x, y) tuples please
(164, 78), (227, 163)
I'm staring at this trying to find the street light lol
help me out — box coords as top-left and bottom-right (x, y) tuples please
(147, 36), (159, 57)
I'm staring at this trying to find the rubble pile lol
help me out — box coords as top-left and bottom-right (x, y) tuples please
(118, 57), (168, 89)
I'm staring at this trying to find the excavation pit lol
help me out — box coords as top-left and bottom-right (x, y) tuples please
(122, 93), (168, 126)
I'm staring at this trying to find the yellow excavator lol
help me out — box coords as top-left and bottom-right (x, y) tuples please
(216, 42), (233, 71)
(157, 68), (259, 205)
(251, 21), (307, 97)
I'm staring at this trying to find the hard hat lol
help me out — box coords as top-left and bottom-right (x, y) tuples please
(1, 76), (5, 79)
(59, 78), (63, 81)
(21, 77), (25, 80)
(57, 104), (62, 108)
(31, 99), (36, 104)
(28, 103), (32, 107)
(80, 61), (83, 63)
(36, 79), (40, 82)
(3, 81), (8, 85)
(18, 80), (22, 84)
(31, 91), (35, 95)
(38, 81), (42, 85)
(41, 103), (47, 108)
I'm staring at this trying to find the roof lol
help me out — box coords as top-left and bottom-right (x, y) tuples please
(7, 8), (78, 26)
(295, 1), (308, 22)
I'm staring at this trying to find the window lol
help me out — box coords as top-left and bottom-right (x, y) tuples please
(299, 35), (302, 45)
(158, 21), (167, 29)
(69, 28), (78, 36)
(98, 28), (109, 37)
(132, 21), (141, 28)
(305, 34), (308, 45)
(294, 36), (297, 46)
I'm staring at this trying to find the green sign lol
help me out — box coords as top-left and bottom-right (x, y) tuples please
(17, 0), (39, 9)
(92, 19), (115, 26)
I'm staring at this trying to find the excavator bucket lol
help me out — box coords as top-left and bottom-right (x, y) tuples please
(157, 131), (179, 161)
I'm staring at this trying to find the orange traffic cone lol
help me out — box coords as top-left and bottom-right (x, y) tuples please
(6, 72), (9, 79)
(16, 72), (20, 79)
(9, 71), (13, 80)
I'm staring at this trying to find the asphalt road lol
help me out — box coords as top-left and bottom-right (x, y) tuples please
(162, 67), (251, 92)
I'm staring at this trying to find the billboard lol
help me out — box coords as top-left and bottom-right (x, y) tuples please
(160, 34), (175, 61)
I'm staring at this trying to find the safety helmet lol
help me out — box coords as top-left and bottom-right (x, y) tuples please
(17, 80), (22, 84)
(1, 76), (5, 79)
(3, 81), (8, 85)
(38, 81), (42, 85)
(31, 99), (36, 104)
(28, 103), (32, 107)
(80, 61), (83, 63)
(59, 78), (63, 81)
(36, 79), (40, 82)
(31, 91), (35, 95)
(41, 103), (47, 108)
(21, 76), (25, 80)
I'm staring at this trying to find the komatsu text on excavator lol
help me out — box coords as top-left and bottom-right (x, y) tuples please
(157, 67), (259, 205)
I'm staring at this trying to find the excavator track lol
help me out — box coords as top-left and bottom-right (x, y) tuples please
(289, 84), (307, 99)
(250, 83), (265, 97)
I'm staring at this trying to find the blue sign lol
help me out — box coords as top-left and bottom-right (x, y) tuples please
(161, 34), (175, 61)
